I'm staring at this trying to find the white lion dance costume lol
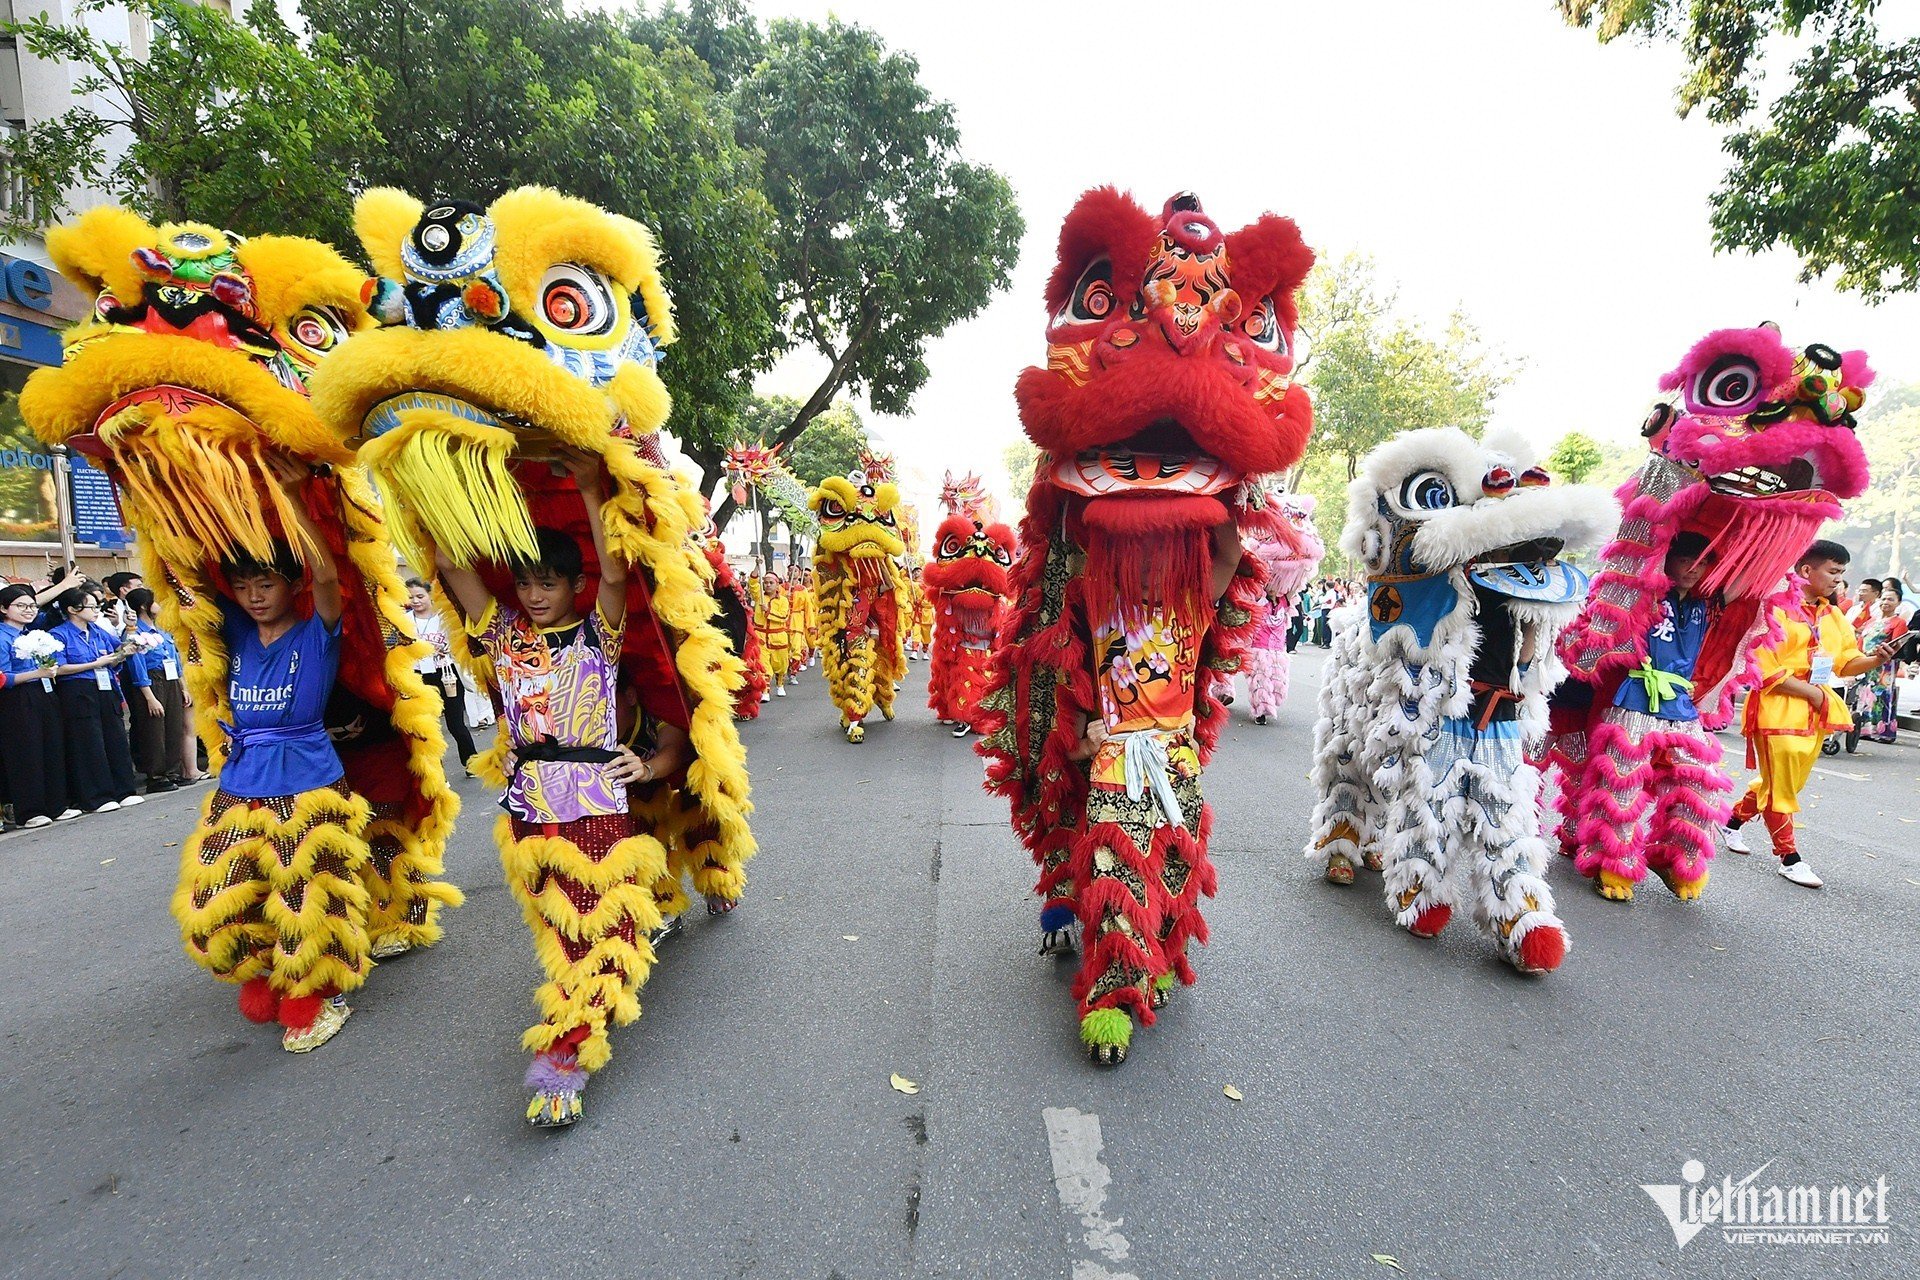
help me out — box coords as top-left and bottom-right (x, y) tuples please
(809, 453), (909, 744)
(1548, 326), (1874, 902)
(1306, 428), (1613, 974)
(1243, 492), (1323, 722)
(310, 187), (754, 1126)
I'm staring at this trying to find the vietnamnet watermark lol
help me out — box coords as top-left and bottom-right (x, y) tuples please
(1642, 1159), (1892, 1249)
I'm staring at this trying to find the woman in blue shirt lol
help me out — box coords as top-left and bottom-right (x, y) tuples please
(49, 587), (143, 813)
(0, 584), (78, 828)
(118, 587), (190, 793)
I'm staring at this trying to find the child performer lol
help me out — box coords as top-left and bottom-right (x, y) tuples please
(1568, 532), (1728, 901)
(175, 457), (365, 1052)
(1723, 541), (1900, 887)
(757, 571), (793, 698)
(430, 451), (660, 1127)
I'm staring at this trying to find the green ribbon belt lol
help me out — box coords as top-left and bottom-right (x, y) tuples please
(1629, 659), (1693, 713)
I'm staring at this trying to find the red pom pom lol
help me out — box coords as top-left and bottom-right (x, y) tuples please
(238, 977), (280, 1024)
(1518, 925), (1568, 974)
(277, 993), (324, 1031)
(1408, 905), (1452, 938)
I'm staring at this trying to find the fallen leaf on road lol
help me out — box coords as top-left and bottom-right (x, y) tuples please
(890, 1073), (919, 1095)
(1223, 1084), (1244, 1101)
(1710, 945), (1726, 951)
(163, 842), (177, 847)
(1863, 851), (1878, 859)
(100, 858), (114, 865)
(843, 934), (859, 941)
(1370, 1256), (1404, 1272)
(1902, 818), (1916, 824)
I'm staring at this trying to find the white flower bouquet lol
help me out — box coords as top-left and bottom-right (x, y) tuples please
(127, 630), (164, 652)
(13, 630), (63, 670)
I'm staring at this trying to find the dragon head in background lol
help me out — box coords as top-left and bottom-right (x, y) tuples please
(1017, 188), (1315, 518)
(939, 470), (991, 523)
(310, 186), (680, 571)
(1559, 326), (1874, 725)
(1247, 491), (1325, 599)
(725, 440), (817, 537)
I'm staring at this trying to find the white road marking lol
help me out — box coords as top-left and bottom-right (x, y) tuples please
(1812, 767), (1869, 782)
(1043, 1106), (1138, 1279)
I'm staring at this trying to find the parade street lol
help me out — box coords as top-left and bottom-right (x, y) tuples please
(2, 648), (1914, 1280)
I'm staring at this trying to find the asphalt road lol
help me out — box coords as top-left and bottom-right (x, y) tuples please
(2, 648), (1915, 1279)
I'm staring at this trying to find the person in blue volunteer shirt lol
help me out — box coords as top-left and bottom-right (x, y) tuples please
(49, 586), (144, 813)
(119, 587), (191, 793)
(173, 454), (369, 1054)
(0, 583), (78, 828)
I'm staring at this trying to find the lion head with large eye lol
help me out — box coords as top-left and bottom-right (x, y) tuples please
(308, 185), (677, 571)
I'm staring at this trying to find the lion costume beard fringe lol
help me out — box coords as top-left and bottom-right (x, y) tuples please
(21, 211), (461, 1023)
(309, 187), (755, 1081)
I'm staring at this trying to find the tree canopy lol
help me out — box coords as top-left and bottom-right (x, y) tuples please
(0, 0), (379, 243)
(1562, 0), (1920, 298)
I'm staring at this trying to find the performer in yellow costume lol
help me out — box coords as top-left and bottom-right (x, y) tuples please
(757, 571), (794, 697)
(1724, 540), (1899, 887)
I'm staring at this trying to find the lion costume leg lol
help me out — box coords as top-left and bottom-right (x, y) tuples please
(827, 633), (878, 741)
(173, 781), (374, 1049)
(1641, 724), (1729, 901)
(363, 796), (464, 954)
(1069, 803), (1167, 1066)
(1447, 727), (1568, 974)
(501, 813), (666, 1126)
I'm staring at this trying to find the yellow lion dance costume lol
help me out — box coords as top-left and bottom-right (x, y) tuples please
(21, 211), (460, 1052)
(809, 454), (909, 744)
(309, 188), (754, 1125)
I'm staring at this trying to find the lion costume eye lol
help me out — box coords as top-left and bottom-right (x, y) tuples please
(818, 496), (847, 521)
(1398, 471), (1455, 513)
(1690, 354), (1764, 412)
(940, 534), (964, 558)
(287, 306), (349, 356)
(537, 264), (618, 338)
(1052, 257), (1115, 331)
(1243, 296), (1288, 355)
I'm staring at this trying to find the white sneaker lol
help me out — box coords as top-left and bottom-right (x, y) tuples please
(54, 809), (81, 822)
(22, 815), (51, 829)
(1720, 825), (1751, 854)
(119, 794), (145, 807)
(774, 685), (786, 697)
(1777, 860), (1824, 888)
(760, 691), (771, 703)
(93, 801), (120, 813)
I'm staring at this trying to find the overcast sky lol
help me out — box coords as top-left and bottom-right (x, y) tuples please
(714, 0), (1919, 529)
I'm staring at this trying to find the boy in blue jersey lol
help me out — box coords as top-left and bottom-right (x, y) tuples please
(172, 456), (371, 1052)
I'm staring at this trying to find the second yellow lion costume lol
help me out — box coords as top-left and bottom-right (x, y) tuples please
(809, 455), (909, 744)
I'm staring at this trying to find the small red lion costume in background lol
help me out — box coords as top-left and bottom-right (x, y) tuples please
(925, 471), (1015, 736)
(979, 189), (1314, 1065)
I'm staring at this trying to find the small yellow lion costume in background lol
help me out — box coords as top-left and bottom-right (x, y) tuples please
(809, 455), (909, 743)
(20, 211), (460, 1045)
(309, 187), (755, 1118)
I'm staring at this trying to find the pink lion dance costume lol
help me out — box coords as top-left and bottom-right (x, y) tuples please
(1549, 327), (1873, 903)
(1243, 492), (1323, 722)
(925, 471), (1016, 737)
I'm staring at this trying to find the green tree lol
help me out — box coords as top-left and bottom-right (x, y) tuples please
(300, 0), (780, 485)
(717, 16), (1023, 530)
(1562, 1), (1920, 298)
(734, 394), (869, 488)
(0, 0), (380, 243)
(1002, 439), (1041, 494)
(1545, 431), (1606, 483)
(1831, 382), (1920, 577)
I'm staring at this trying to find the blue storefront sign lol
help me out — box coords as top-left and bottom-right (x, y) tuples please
(0, 306), (136, 551)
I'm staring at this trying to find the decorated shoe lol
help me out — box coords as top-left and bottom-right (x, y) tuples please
(281, 994), (351, 1053)
(647, 914), (684, 948)
(525, 1051), (587, 1129)
(1149, 972), (1175, 1011)
(846, 722), (865, 744)
(1654, 865), (1708, 901)
(369, 932), (415, 960)
(1081, 1007), (1132, 1067)
(705, 893), (738, 916)
(1323, 852), (1355, 885)
(1595, 869), (1636, 902)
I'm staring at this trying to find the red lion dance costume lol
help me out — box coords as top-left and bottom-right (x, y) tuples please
(979, 190), (1314, 1066)
(925, 472), (1015, 737)
(1549, 326), (1872, 903)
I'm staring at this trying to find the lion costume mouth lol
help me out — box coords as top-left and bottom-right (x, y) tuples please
(1705, 456), (1821, 499)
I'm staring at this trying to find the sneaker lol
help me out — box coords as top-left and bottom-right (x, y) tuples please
(22, 815), (52, 829)
(54, 809), (82, 822)
(1720, 824), (1751, 855)
(1777, 860), (1824, 888)
(92, 801), (120, 814)
(951, 721), (970, 738)
(119, 794), (145, 807)
(774, 685), (786, 697)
